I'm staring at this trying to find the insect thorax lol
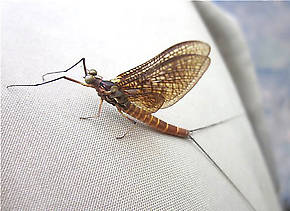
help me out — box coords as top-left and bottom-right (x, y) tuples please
(97, 81), (130, 109)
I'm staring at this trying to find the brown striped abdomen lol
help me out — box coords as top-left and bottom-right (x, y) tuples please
(121, 103), (189, 138)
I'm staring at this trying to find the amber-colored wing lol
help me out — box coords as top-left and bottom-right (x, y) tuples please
(112, 41), (210, 84)
(112, 41), (211, 113)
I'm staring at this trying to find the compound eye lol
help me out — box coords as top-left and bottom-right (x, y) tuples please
(88, 69), (98, 76)
(85, 75), (96, 84)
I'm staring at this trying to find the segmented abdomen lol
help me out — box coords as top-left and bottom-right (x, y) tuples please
(121, 102), (189, 138)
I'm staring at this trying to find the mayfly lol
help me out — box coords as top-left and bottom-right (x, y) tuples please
(7, 41), (255, 210)
(8, 41), (211, 138)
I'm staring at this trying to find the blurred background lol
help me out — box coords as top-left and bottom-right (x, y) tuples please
(214, 2), (290, 210)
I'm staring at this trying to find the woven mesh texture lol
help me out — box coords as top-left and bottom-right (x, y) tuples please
(1, 89), (255, 210)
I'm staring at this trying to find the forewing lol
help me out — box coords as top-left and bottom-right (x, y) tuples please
(160, 55), (210, 108)
(112, 41), (210, 85)
(112, 41), (211, 113)
(119, 54), (210, 111)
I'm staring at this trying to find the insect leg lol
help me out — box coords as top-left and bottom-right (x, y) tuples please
(42, 58), (87, 81)
(97, 99), (103, 117)
(7, 76), (92, 88)
(117, 108), (136, 123)
(80, 99), (104, 120)
(116, 108), (137, 139)
(80, 115), (99, 120)
(116, 122), (137, 139)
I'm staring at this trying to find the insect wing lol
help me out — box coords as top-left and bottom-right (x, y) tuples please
(112, 41), (211, 113)
(126, 92), (165, 113)
(113, 41), (210, 85)
(159, 54), (210, 108)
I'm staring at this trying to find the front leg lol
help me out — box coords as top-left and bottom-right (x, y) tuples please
(80, 98), (104, 120)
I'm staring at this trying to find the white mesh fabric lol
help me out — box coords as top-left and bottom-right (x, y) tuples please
(1, 1), (280, 210)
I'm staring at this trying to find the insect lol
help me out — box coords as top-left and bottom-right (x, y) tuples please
(7, 41), (256, 210)
(8, 40), (211, 138)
